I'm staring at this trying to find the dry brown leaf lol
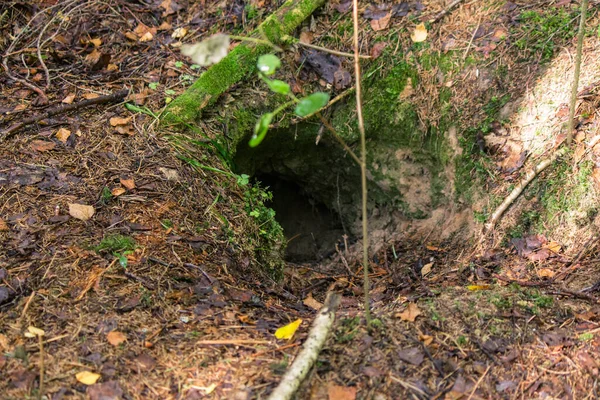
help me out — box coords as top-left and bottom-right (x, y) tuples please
(537, 268), (555, 278)
(109, 116), (132, 127)
(85, 48), (101, 65)
(303, 293), (323, 310)
(134, 24), (156, 42)
(0, 218), (8, 232)
(411, 23), (428, 43)
(0, 333), (9, 351)
(543, 241), (561, 253)
(13, 103), (28, 112)
(396, 302), (422, 322)
(89, 38), (102, 47)
(421, 262), (433, 277)
(299, 31), (313, 44)
(120, 178), (136, 190)
(370, 12), (391, 31)
(419, 334), (433, 346)
(106, 331), (127, 346)
(30, 140), (56, 152)
(107, 63), (119, 72)
(68, 203), (95, 221)
(328, 383), (357, 400)
(62, 93), (76, 104)
(55, 128), (71, 143)
(82, 93), (100, 100)
(370, 42), (387, 59)
(111, 187), (126, 197)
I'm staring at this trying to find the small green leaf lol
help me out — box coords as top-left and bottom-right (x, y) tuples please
(249, 113), (273, 147)
(165, 89), (176, 95)
(257, 54), (281, 76)
(149, 82), (159, 90)
(266, 79), (290, 95)
(294, 92), (330, 117)
(175, 61), (184, 68)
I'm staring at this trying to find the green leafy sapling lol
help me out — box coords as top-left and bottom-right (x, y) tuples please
(180, 34), (330, 147)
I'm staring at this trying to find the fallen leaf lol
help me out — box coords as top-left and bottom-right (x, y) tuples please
(537, 268), (555, 278)
(159, 167), (180, 181)
(544, 241), (561, 253)
(25, 326), (45, 337)
(172, 27), (187, 39)
(68, 203), (95, 221)
(421, 262), (433, 277)
(89, 38), (102, 47)
(419, 334), (433, 346)
(87, 381), (123, 400)
(83, 93), (100, 100)
(370, 12), (391, 31)
(328, 383), (357, 400)
(109, 116), (132, 126)
(0, 218), (8, 232)
(370, 42), (387, 59)
(134, 23), (156, 42)
(396, 303), (421, 322)
(55, 127), (71, 143)
(120, 178), (135, 190)
(299, 31), (313, 44)
(62, 93), (76, 104)
(426, 244), (443, 251)
(111, 187), (126, 197)
(303, 293), (323, 310)
(85, 49), (101, 65)
(106, 331), (127, 346)
(397, 346), (424, 365)
(30, 140), (56, 152)
(134, 353), (156, 371)
(76, 371), (101, 385)
(467, 284), (491, 291)
(411, 23), (428, 43)
(275, 319), (302, 340)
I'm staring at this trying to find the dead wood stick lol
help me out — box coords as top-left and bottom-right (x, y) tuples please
(1, 88), (129, 141)
(428, 0), (465, 24)
(267, 292), (340, 400)
(485, 147), (567, 231)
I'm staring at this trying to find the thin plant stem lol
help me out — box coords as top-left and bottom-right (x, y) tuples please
(566, 0), (588, 145)
(229, 35), (283, 52)
(296, 41), (371, 59)
(38, 334), (44, 400)
(352, 0), (371, 324)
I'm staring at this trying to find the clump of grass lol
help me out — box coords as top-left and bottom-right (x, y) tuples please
(94, 234), (137, 254)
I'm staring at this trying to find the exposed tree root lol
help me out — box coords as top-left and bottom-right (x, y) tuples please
(267, 292), (340, 400)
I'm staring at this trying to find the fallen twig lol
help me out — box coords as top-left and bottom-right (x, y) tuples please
(1, 88), (129, 141)
(485, 147), (567, 231)
(428, 0), (465, 24)
(267, 292), (340, 400)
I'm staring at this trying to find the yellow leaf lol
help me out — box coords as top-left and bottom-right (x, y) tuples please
(411, 23), (428, 43)
(62, 93), (76, 104)
(76, 371), (101, 385)
(543, 241), (561, 253)
(27, 326), (45, 337)
(172, 27), (188, 39)
(396, 303), (421, 322)
(106, 330), (127, 346)
(55, 127), (71, 143)
(467, 284), (491, 291)
(275, 319), (302, 340)
(89, 38), (102, 47)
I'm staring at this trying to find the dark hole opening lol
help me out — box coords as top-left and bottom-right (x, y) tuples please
(255, 174), (345, 263)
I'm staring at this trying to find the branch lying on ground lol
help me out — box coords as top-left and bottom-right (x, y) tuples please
(485, 147), (567, 231)
(0, 89), (129, 141)
(267, 292), (340, 400)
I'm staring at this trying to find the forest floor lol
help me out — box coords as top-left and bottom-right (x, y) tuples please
(2, 0), (600, 399)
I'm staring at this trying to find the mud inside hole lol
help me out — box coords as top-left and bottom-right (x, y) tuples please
(256, 174), (345, 263)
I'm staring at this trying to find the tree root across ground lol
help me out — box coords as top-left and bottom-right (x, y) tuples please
(2, 0), (600, 399)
